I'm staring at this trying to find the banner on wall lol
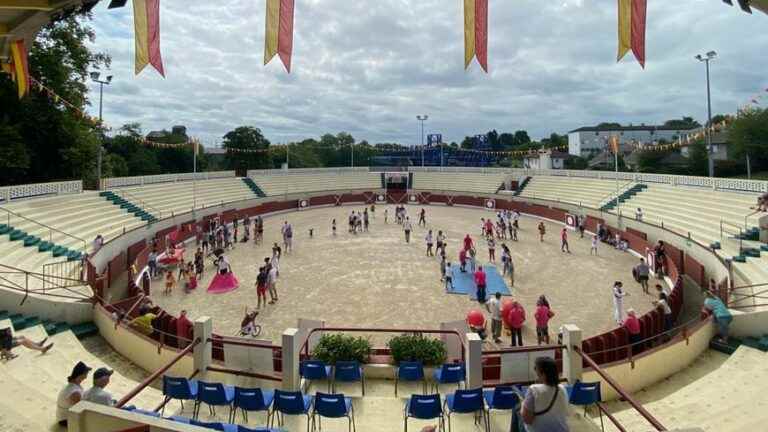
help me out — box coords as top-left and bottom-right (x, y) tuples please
(264, 0), (295, 72)
(133, 0), (165, 77)
(464, 0), (489, 72)
(617, 0), (647, 68)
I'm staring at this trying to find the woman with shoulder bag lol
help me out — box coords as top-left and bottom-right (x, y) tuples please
(520, 356), (570, 431)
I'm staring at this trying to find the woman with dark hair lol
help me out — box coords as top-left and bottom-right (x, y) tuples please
(521, 356), (569, 431)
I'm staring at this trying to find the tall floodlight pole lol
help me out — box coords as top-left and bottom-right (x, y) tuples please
(90, 72), (112, 190)
(695, 51), (717, 178)
(417, 115), (428, 167)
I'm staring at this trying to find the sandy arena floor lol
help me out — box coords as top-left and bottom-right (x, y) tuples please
(149, 205), (657, 347)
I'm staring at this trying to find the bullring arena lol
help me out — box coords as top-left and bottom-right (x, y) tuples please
(1, 167), (768, 432)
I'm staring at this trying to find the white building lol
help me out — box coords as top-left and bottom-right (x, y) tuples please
(523, 150), (568, 170)
(568, 125), (698, 157)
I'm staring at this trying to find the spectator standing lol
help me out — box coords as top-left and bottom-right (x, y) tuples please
(612, 281), (628, 325)
(403, 217), (413, 243)
(506, 301), (526, 347)
(560, 228), (570, 253)
(425, 230), (434, 257)
(267, 262), (279, 304)
(487, 236), (496, 262)
(535, 299), (555, 345)
(474, 265), (488, 309)
(538, 222), (546, 242)
(624, 309), (642, 354)
(176, 310), (193, 348)
(590, 235), (598, 256)
(57, 362), (90, 427)
(634, 258), (651, 294)
(489, 292), (503, 344)
(653, 292), (673, 333)
(148, 249), (158, 278)
(82, 368), (116, 407)
(444, 261), (454, 291)
(463, 234), (474, 251)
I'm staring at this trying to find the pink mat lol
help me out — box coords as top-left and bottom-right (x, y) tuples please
(159, 248), (185, 265)
(207, 272), (239, 294)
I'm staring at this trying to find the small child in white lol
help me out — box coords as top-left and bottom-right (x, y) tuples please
(591, 234), (598, 255)
(444, 261), (454, 291)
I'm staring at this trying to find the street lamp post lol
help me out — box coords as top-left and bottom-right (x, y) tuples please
(695, 51), (717, 178)
(416, 115), (428, 167)
(90, 72), (113, 189)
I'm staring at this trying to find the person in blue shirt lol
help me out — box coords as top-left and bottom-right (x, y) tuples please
(703, 291), (732, 342)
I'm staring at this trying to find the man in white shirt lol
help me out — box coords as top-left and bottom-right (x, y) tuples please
(403, 217), (413, 243)
(268, 264), (279, 304)
(82, 367), (115, 407)
(489, 292), (503, 344)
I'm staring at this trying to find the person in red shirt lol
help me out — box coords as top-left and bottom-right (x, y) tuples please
(176, 310), (193, 348)
(623, 309), (642, 354)
(505, 301), (526, 346)
(459, 248), (468, 273)
(463, 234), (474, 252)
(474, 266), (487, 308)
(484, 219), (494, 237)
(534, 300), (555, 345)
(560, 228), (570, 253)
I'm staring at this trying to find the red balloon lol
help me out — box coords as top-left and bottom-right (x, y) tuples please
(466, 309), (485, 327)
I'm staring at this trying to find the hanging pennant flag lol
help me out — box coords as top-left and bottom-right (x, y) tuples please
(464, 0), (488, 72)
(10, 40), (30, 98)
(609, 135), (620, 154)
(264, 0), (295, 72)
(617, 0), (647, 68)
(133, 0), (165, 77)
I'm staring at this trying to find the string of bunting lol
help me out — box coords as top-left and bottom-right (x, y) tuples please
(224, 143), (567, 157)
(627, 119), (732, 153)
(28, 77), (102, 127)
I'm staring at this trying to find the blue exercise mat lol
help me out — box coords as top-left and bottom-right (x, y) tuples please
(446, 264), (510, 299)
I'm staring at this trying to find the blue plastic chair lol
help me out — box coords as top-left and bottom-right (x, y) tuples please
(404, 394), (444, 432)
(395, 361), (426, 396)
(188, 419), (226, 431)
(301, 360), (333, 392)
(444, 388), (487, 432)
(229, 387), (274, 423)
(567, 381), (603, 431)
(432, 363), (465, 393)
(483, 386), (520, 432)
(270, 389), (313, 432)
(162, 376), (199, 415)
(194, 381), (235, 420)
(312, 392), (355, 432)
(333, 361), (365, 396)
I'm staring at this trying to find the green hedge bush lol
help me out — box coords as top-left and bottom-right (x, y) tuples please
(311, 334), (371, 365)
(387, 334), (447, 366)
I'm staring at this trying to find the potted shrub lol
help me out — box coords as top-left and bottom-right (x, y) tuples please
(311, 334), (371, 364)
(388, 334), (447, 366)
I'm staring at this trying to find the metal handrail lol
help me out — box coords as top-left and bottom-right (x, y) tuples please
(0, 205), (87, 252)
(482, 344), (565, 355)
(115, 337), (201, 408)
(573, 345), (667, 431)
(596, 401), (629, 432)
(0, 263), (92, 304)
(113, 188), (164, 221)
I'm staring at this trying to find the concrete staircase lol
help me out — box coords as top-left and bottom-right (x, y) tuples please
(242, 177), (267, 198)
(99, 191), (158, 223)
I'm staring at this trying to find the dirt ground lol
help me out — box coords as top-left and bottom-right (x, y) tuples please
(149, 204), (657, 347)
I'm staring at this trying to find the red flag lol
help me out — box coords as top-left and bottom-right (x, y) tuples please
(277, 0), (294, 73)
(630, 0), (647, 68)
(474, 0), (488, 73)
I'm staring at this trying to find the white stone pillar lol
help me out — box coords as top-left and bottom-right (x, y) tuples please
(282, 328), (301, 391)
(193, 316), (212, 373)
(466, 333), (483, 389)
(562, 324), (583, 385)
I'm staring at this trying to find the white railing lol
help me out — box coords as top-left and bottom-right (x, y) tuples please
(248, 167), (370, 176)
(102, 171), (236, 189)
(0, 180), (82, 203)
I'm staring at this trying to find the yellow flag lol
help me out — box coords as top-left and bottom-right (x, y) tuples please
(264, 0), (280, 64)
(617, 0), (632, 61)
(464, 0), (475, 68)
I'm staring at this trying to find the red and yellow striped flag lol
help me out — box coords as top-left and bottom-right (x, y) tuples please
(264, 0), (295, 73)
(10, 40), (30, 98)
(609, 135), (620, 154)
(133, 0), (165, 77)
(617, 0), (647, 68)
(464, 0), (488, 73)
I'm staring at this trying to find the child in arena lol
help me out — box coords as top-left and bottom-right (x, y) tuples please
(538, 222), (546, 242)
(164, 271), (176, 295)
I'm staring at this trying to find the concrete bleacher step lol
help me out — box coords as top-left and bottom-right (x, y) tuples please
(709, 337), (742, 355)
(69, 322), (99, 340)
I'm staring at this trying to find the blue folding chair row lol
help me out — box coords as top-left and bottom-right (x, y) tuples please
(269, 389), (356, 432)
(404, 386), (521, 432)
(300, 360), (365, 395)
(302, 360), (466, 397)
(123, 406), (282, 432)
(162, 377), (272, 423)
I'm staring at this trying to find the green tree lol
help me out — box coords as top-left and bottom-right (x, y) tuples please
(0, 13), (110, 187)
(513, 130), (531, 147)
(222, 126), (272, 170)
(729, 108), (768, 170)
(664, 117), (701, 129)
(0, 121), (31, 184)
(687, 141), (709, 176)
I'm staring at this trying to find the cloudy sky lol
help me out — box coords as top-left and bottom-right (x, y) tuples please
(84, 0), (768, 147)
